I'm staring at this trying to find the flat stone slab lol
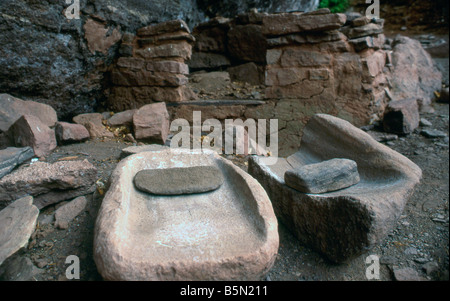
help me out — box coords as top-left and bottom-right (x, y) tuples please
(0, 196), (39, 265)
(134, 166), (224, 195)
(0, 147), (35, 180)
(284, 158), (360, 194)
(120, 144), (168, 158)
(249, 114), (422, 263)
(94, 149), (279, 280)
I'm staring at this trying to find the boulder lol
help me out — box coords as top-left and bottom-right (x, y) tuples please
(248, 114), (422, 263)
(0, 196), (39, 266)
(6, 115), (57, 158)
(0, 159), (97, 209)
(0, 94), (58, 133)
(0, 147), (35, 180)
(133, 103), (170, 144)
(284, 158), (360, 194)
(134, 166), (224, 195)
(55, 122), (90, 144)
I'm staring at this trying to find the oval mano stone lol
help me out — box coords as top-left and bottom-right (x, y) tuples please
(134, 166), (224, 195)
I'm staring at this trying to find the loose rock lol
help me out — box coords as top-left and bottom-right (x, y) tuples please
(284, 158), (360, 194)
(0, 160), (97, 209)
(0, 196), (39, 265)
(0, 147), (35, 180)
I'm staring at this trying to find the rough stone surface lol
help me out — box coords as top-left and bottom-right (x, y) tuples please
(0, 160), (97, 209)
(383, 99), (420, 135)
(248, 114), (422, 263)
(133, 103), (170, 144)
(0, 196), (39, 265)
(228, 63), (265, 85)
(134, 166), (224, 195)
(421, 129), (448, 138)
(0, 254), (43, 281)
(55, 122), (90, 144)
(107, 110), (137, 127)
(188, 52), (231, 70)
(284, 158), (360, 194)
(393, 267), (426, 281)
(55, 196), (88, 230)
(0, 147), (35, 180)
(73, 113), (113, 138)
(94, 148), (279, 280)
(389, 36), (443, 111)
(261, 11), (346, 36)
(0, 94), (57, 133)
(6, 115), (57, 158)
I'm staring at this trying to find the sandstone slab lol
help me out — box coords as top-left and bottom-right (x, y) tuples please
(0, 147), (35, 180)
(284, 158), (360, 194)
(94, 149), (278, 280)
(0, 196), (39, 265)
(0, 160), (97, 209)
(248, 114), (422, 263)
(134, 166), (224, 195)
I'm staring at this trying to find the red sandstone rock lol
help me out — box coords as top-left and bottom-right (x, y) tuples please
(55, 122), (90, 144)
(133, 103), (170, 144)
(383, 98), (420, 135)
(7, 115), (57, 158)
(84, 18), (122, 55)
(0, 159), (97, 209)
(261, 12), (346, 36)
